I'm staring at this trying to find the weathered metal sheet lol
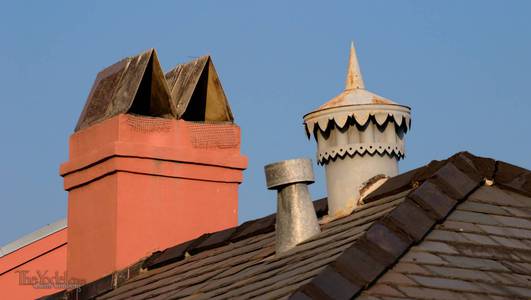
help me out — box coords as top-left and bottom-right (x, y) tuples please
(75, 49), (175, 132)
(165, 56), (209, 118)
(165, 56), (234, 122)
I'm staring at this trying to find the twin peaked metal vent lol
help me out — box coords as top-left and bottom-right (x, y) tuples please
(76, 49), (233, 132)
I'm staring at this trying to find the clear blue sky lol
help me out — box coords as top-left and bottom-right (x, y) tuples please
(1, 1), (530, 246)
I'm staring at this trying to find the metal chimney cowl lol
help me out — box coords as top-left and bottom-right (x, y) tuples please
(303, 42), (411, 218)
(265, 158), (321, 254)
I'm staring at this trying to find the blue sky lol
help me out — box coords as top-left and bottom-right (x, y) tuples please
(1, 1), (530, 246)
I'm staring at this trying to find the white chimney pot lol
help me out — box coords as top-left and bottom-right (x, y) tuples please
(303, 42), (411, 218)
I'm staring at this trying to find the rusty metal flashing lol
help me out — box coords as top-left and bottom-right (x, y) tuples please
(75, 49), (176, 132)
(165, 55), (234, 122)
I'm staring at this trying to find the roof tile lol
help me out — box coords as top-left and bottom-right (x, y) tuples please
(459, 152), (496, 180)
(188, 227), (237, 254)
(495, 161), (531, 197)
(450, 243), (523, 262)
(412, 241), (459, 254)
(386, 200), (435, 242)
(470, 185), (531, 208)
(460, 232), (500, 246)
(426, 229), (470, 243)
(491, 215), (531, 229)
(408, 181), (457, 220)
(473, 282), (524, 298)
(504, 206), (531, 218)
(447, 210), (501, 225)
(431, 161), (480, 200)
(401, 251), (447, 265)
(475, 224), (508, 236)
(230, 214), (276, 242)
(362, 167), (420, 203)
(391, 263), (431, 276)
(407, 275), (481, 292)
(491, 236), (529, 250)
(501, 261), (531, 274)
(365, 284), (405, 297)
(68, 274), (113, 300)
(143, 236), (202, 269)
(332, 246), (386, 285)
(364, 223), (412, 258)
(377, 272), (417, 286)
(395, 286), (464, 300)
(439, 220), (482, 233)
(440, 255), (510, 271)
(422, 265), (494, 282)
(459, 201), (511, 216)
(507, 286), (531, 298)
(305, 266), (362, 300)
(485, 271), (531, 287)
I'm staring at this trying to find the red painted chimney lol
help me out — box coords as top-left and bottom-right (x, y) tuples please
(60, 49), (247, 283)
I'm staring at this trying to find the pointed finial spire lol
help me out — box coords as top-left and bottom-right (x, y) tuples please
(345, 41), (365, 90)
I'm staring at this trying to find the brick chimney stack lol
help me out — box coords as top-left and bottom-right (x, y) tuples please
(60, 49), (247, 283)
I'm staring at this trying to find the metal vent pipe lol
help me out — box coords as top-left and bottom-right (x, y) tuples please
(264, 158), (321, 254)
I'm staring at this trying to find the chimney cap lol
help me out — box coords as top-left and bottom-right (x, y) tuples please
(76, 48), (176, 132)
(264, 158), (314, 190)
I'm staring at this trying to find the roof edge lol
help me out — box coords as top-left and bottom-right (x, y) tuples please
(0, 218), (66, 258)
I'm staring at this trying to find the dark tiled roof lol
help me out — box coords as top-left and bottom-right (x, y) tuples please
(98, 192), (408, 300)
(358, 186), (531, 299)
(43, 152), (531, 300)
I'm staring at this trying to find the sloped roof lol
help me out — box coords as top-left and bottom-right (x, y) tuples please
(42, 152), (531, 300)
(358, 185), (531, 300)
